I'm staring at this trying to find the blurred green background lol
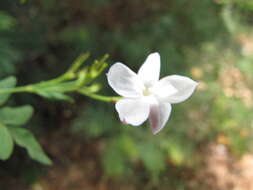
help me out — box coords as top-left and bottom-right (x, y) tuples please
(1, 0), (253, 189)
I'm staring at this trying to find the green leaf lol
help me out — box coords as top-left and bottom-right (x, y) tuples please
(0, 123), (14, 160)
(0, 76), (16, 105)
(9, 127), (52, 165)
(0, 105), (33, 125)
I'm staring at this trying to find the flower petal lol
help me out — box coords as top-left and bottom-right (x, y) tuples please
(149, 99), (172, 135)
(138, 52), (160, 86)
(158, 75), (198, 104)
(151, 80), (178, 102)
(107, 63), (144, 98)
(115, 98), (150, 126)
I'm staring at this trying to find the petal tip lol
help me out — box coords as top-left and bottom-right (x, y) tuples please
(151, 125), (164, 135)
(193, 80), (199, 87)
(152, 129), (160, 135)
(192, 80), (199, 91)
(150, 121), (165, 135)
(121, 118), (128, 125)
(149, 52), (160, 58)
(151, 52), (159, 55)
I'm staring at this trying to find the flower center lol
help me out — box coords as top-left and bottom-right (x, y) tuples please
(143, 87), (151, 96)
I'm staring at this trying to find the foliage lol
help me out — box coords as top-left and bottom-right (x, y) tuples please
(0, 52), (113, 164)
(0, 76), (51, 164)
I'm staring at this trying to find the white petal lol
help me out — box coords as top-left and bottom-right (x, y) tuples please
(138, 52), (160, 86)
(151, 80), (178, 102)
(158, 75), (198, 104)
(149, 99), (172, 135)
(107, 63), (144, 98)
(115, 98), (150, 126)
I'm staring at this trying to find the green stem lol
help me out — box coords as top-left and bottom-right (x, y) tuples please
(78, 90), (121, 103)
(36, 72), (75, 87)
(0, 74), (76, 95)
(0, 85), (34, 94)
(0, 84), (121, 103)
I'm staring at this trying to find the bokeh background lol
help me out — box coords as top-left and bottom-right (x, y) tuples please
(1, 0), (253, 189)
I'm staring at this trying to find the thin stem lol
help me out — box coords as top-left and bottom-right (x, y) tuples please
(78, 89), (121, 103)
(36, 72), (75, 87)
(0, 85), (121, 103)
(0, 85), (34, 94)
(0, 74), (76, 95)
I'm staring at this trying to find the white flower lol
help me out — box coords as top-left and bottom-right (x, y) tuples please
(107, 52), (198, 134)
